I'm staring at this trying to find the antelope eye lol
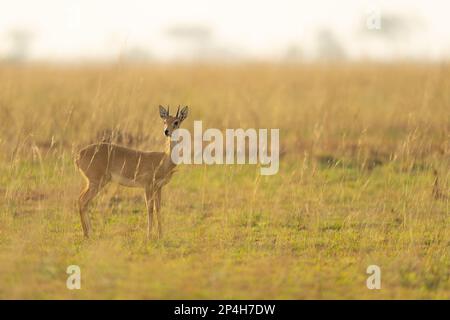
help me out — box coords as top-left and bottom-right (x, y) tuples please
(174, 121), (179, 126)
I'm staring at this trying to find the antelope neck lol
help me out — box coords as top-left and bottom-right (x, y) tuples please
(163, 136), (177, 168)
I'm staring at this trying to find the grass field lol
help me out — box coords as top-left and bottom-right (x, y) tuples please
(0, 63), (448, 299)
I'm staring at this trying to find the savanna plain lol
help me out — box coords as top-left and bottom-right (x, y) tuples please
(0, 63), (448, 299)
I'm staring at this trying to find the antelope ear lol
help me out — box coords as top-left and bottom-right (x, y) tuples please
(178, 106), (189, 121)
(159, 105), (169, 119)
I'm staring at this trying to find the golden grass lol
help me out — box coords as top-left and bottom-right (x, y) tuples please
(0, 62), (448, 299)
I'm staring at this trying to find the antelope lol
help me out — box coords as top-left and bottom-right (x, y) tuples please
(74, 105), (189, 239)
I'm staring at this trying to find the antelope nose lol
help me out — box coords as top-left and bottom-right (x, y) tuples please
(164, 129), (170, 136)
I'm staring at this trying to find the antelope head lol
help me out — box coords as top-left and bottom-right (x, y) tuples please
(159, 105), (189, 137)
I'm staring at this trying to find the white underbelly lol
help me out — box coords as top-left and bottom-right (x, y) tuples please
(111, 173), (143, 188)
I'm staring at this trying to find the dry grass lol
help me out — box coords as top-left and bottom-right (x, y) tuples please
(0, 62), (448, 299)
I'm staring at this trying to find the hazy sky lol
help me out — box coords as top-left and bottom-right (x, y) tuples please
(1, 0), (449, 61)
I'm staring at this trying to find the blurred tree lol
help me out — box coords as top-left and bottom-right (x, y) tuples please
(284, 45), (304, 63)
(166, 25), (213, 60)
(360, 14), (415, 40)
(122, 46), (153, 63)
(316, 29), (346, 61)
(6, 29), (33, 63)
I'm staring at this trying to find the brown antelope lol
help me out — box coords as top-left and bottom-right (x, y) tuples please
(74, 105), (189, 239)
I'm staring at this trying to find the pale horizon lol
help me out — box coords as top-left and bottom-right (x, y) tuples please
(1, 0), (450, 62)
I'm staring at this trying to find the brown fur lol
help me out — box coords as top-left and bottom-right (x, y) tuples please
(74, 106), (188, 239)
